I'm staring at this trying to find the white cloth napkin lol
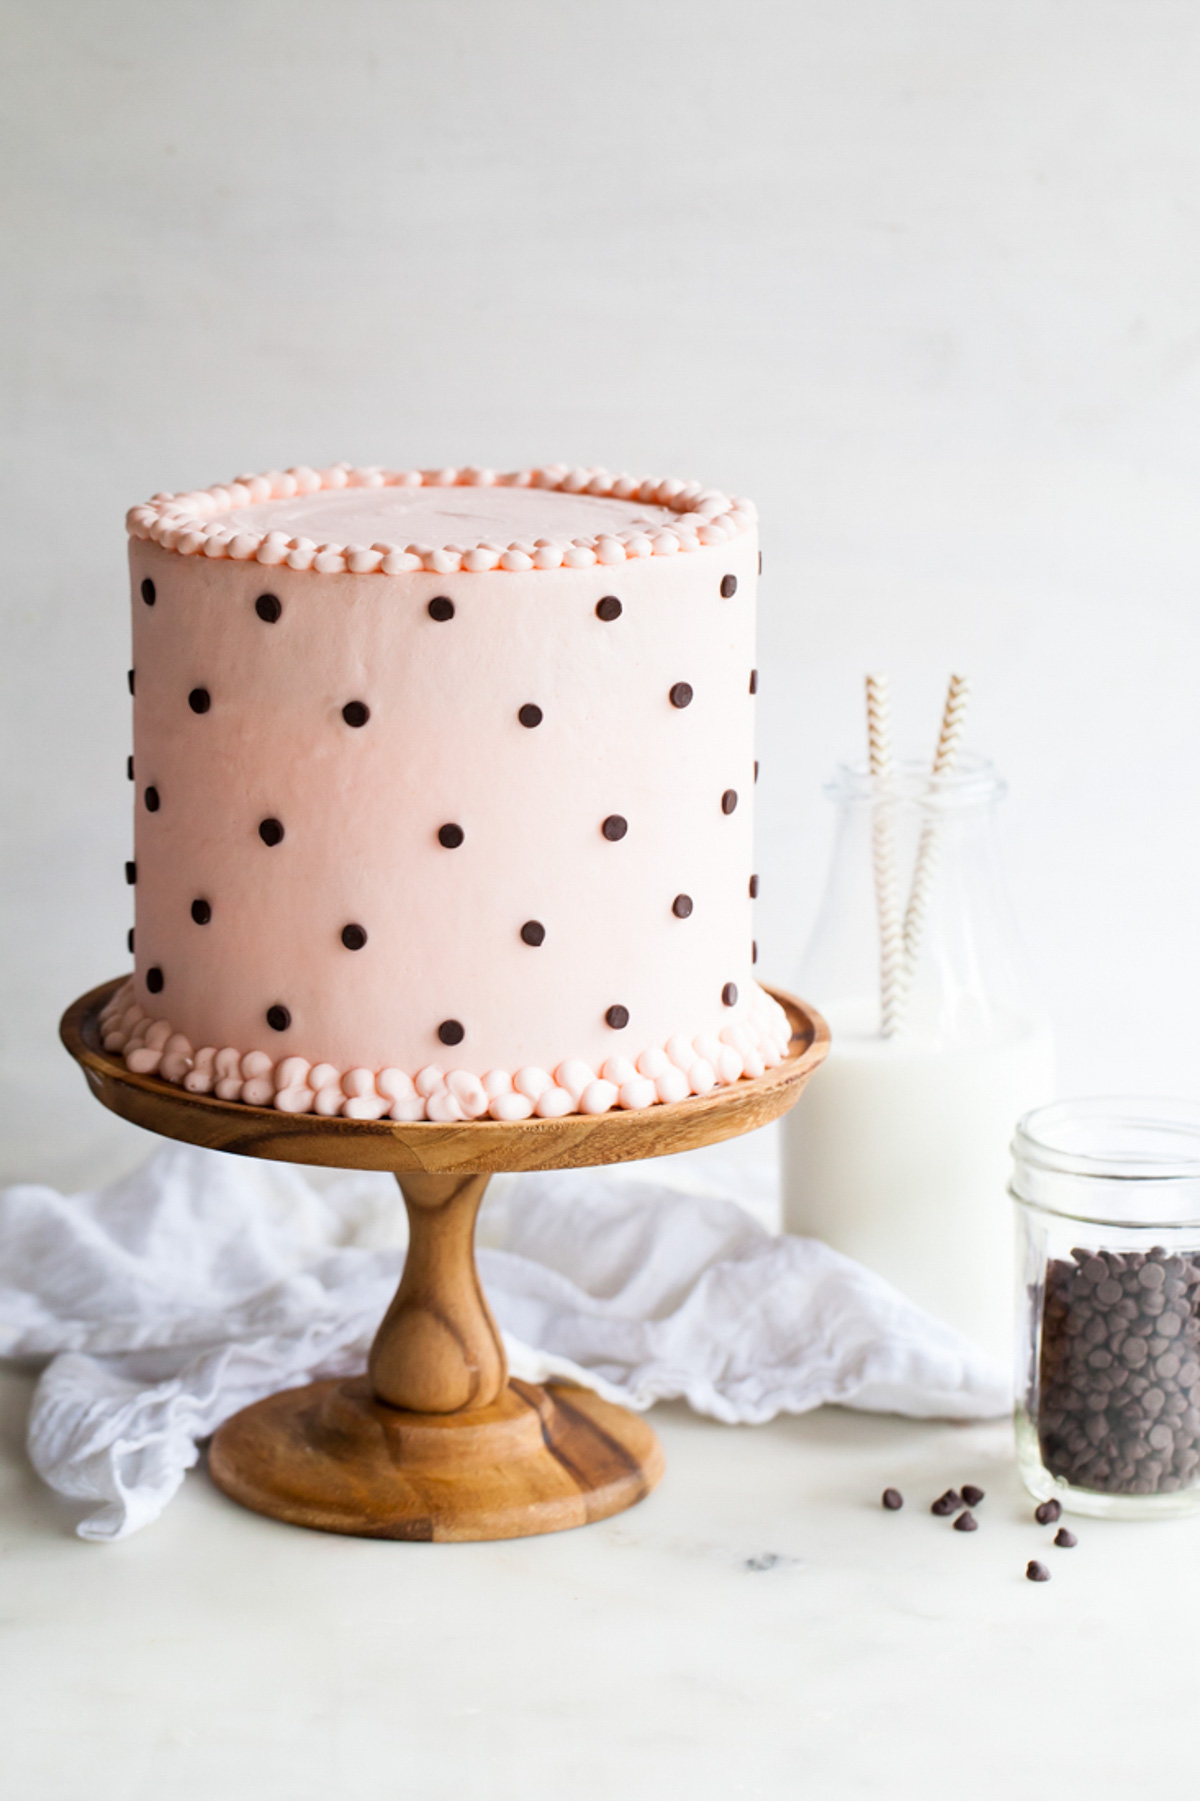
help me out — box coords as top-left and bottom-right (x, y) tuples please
(0, 1143), (1008, 1540)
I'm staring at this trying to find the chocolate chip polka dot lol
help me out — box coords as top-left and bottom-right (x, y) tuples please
(342, 700), (370, 728)
(255, 593), (282, 623)
(126, 756), (134, 781)
(595, 596), (622, 622)
(438, 823), (464, 849)
(259, 817), (285, 847)
(669, 682), (693, 709)
(518, 703), (543, 728)
(341, 923), (368, 951)
(146, 967), (164, 994)
(144, 786), (159, 812)
(127, 928), (134, 953)
(672, 894), (693, 919)
(722, 983), (738, 1007)
(749, 670), (758, 695)
(188, 687), (210, 714)
(438, 1019), (465, 1046)
(602, 815), (628, 842)
(721, 789), (738, 815)
(605, 1005), (630, 1030)
(128, 669), (135, 695)
(125, 861), (137, 885)
(752, 941), (758, 964)
(428, 596), (455, 622)
(520, 920), (546, 947)
(749, 873), (759, 898)
(266, 1004), (291, 1032)
(141, 578), (156, 607)
(721, 574), (738, 598)
(754, 760), (759, 783)
(191, 899), (211, 925)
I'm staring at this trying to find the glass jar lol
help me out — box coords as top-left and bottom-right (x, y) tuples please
(782, 753), (1054, 1361)
(1013, 1097), (1200, 1519)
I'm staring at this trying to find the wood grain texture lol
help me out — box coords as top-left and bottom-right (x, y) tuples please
(62, 978), (827, 1540)
(369, 1172), (507, 1413)
(60, 980), (829, 1174)
(207, 1375), (664, 1542)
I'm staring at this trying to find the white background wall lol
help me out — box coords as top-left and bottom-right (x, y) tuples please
(3, 0), (1200, 1189)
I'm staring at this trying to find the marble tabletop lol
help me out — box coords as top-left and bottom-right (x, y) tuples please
(2, 1362), (1195, 1800)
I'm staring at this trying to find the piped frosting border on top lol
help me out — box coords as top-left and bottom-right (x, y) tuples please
(125, 464), (757, 576)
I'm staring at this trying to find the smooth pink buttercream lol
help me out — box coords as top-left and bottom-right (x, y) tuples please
(122, 464), (762, 1108)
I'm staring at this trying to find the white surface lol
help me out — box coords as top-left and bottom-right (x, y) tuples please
(782, 1003), (1054, 1357)
(4, 1366), (1196, 1801)
(5, 1), (1200, 1190)
(5, 1145), (1005, 1540)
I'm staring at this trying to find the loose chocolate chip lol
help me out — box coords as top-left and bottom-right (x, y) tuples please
(953, 1511), (979, 1532)
(144, 786), (160, 812)
(669, 682), (693, 709)
(1054, 1528), (1077, 1548)
(191, 899), (211, 925)
(438, 1019), (465, 1046)
(255, 593), (282, 623)
(341, 923), (368, 950)
(125, 861), (137, 885)
(520, 920), (545, 947)
(266, 1004), (291, 1032)
(146, 967), (164, 994)
(961, 1484), (985, 1507)
(342, 700), (370, 727)
(672, 894), (693, 919)
(721, 789), (738, 815)
(602, 814), (628, 841)
(881, 1488), (904, 1510)
(127, 756), (134, 781)
(428, 596), (455, 622)
(518, 703), (543, 728)
(722, 983), (738, 1007)
(141, 578), (156, 606)
(438, 823), (464, 849)
(749, 874), (759, 898)
(595, 595), (622, 621)
(605, 1005), (630, 1030)
(931, 1490), (962, 1516)
(127, 928), (134, 953)
(128, 669), (135, 695)
(259, 817), (284, 847)
(1034, 1499), (1062, 1525)
(1026, 1560), (1051, 1582)
(749, 670), (758, 695)
(720, 574), (738, 598)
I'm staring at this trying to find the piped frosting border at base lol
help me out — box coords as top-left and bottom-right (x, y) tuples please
(97, 978), (792, 1122)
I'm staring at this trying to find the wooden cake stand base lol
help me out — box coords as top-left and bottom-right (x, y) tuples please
(61, 982), (828, 1542)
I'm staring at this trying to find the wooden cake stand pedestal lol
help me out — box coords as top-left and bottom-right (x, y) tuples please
(61, 982), (828, 1543)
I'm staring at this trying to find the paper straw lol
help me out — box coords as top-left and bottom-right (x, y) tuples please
(866, 673), (906, 1037)
(901, 673), (971, 982)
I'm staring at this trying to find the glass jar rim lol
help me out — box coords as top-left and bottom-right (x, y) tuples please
(826, 750), (1005, 810)
(1012, 1096), (1200, 1227)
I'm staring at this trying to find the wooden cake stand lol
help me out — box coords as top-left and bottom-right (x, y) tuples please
(61, 981), (828, 1542)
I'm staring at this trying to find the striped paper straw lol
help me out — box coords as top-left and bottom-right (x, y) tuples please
(901, 673), (971, 983)
(866, 673), (906, 1037)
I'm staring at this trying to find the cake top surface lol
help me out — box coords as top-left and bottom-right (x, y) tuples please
(126, 464), (757, 576)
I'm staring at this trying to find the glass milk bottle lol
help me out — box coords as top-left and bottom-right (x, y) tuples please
(782, 752), (1054, 1361)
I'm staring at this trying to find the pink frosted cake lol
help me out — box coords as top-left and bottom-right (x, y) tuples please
(98, 463), (791, 1122)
